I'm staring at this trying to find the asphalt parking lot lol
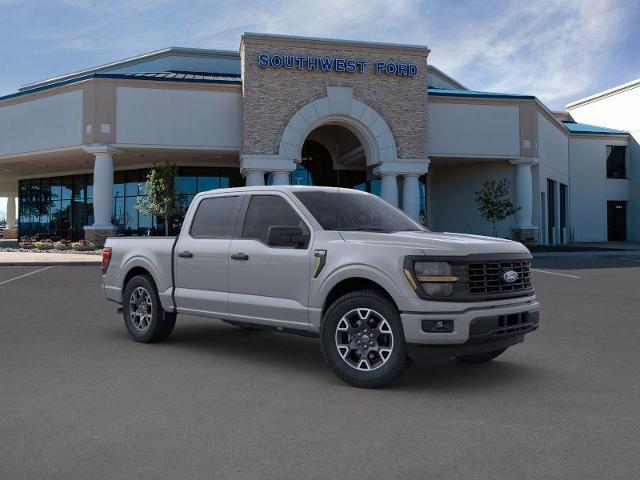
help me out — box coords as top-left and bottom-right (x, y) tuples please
(1, 257), (639, 479)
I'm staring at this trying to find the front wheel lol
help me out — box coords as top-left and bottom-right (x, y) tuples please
(122, 275), (176, 343)
(321, 290), (410, 388)
(455, 348), (507, 363)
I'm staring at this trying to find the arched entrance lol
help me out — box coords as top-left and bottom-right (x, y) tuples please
(241, 86), (428, 221)
(291, 124), (380, 194)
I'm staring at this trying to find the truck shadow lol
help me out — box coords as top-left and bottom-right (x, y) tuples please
(397, 358), (544, 392)
(163, 320), (545, 391)
(167, 321), (328, 375)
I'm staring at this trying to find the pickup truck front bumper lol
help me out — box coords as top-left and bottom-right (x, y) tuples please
(399, 295), (540, 357)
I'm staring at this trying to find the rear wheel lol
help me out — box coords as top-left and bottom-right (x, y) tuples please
(122, 275), (176, 343)
(321, 290), (410, 388)
(455, 348), (507, 363)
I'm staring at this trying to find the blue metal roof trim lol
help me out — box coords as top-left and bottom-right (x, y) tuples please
(0, 72), (242, 102)
(562, 121), (628, 135)
(427, 87), (535, 100)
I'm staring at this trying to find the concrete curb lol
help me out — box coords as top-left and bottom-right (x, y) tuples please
(0, 261), (101, 266)
(533, 251), (640, 258)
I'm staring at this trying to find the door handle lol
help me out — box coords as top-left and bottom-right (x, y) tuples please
(230, 253), (249, 261)
(177, 251), (193, 258)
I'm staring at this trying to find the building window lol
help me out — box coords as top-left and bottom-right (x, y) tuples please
(606, 146), (626, 179)
(18, 166), (242, 240)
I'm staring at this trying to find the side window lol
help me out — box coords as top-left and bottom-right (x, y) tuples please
(241, 195), (308, 245)
(190, 196), (240, 238)
(606, 145), (626, 179)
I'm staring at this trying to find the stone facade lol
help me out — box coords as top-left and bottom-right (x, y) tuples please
(84, 227), (116, 247)
(512, 228), (538, 243)
(1, 228), (18, 239)
(240, 34), (429, 161)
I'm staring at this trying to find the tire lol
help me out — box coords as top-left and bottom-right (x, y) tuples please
(321, 289), (411, 388)
(122, 275), (176, 343)
(455, 348), (507, 364)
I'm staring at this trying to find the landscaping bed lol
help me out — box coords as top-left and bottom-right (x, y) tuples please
(0, 238), (102, 255)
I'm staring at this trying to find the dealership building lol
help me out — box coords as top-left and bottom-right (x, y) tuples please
(0, 33), (637, 244)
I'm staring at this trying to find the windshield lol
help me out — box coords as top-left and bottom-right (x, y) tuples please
(294, 191), (425, 233)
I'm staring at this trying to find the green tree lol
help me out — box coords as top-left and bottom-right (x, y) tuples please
(136, 161), (181, 236)
(474, 179), (519, 237)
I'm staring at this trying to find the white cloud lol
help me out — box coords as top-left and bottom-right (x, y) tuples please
(426, 0), (628, 107)
(2, 0), (634, 109)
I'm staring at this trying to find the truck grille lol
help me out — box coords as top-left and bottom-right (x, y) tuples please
(466, 260), (532, 296)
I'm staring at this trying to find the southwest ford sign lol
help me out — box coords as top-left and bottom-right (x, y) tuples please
(257, 54), (418, 77)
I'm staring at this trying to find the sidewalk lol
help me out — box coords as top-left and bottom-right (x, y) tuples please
(0, 251), (102, 266)
(533, 250), (640, 258)
(531, 242), (640, 258)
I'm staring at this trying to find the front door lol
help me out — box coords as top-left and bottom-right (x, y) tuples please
(228, 193), (312, 328)
(173, 194), (243, 317)
(607, 201), (627, 241)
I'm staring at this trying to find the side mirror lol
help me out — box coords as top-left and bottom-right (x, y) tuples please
(267, 226), (309, 248)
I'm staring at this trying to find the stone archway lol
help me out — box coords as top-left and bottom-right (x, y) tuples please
(278, 86), (398, 166)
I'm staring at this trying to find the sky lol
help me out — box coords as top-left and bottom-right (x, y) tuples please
(1, 0), (639, 213)
(0, 0), (639, 109)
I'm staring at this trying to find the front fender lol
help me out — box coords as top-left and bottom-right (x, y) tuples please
(312, 263), (407, 311)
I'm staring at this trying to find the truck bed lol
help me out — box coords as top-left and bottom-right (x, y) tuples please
(103, 236), (178, 311)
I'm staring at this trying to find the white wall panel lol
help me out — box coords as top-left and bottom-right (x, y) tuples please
(0, 90), (83, 156)
(116, 87), (242, 148)
(428, 102), (520, 157)
(569, 137), (629, 241)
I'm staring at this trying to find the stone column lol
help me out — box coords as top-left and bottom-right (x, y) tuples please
(401, 174), (420, 221)
(2, 195), (18, 240)
(241, 154), (294, 187)
(245, 170), (265, 186)
(6, 195), (16, 229)
(84, 146), (117, 246)
(271, 171), (290, 186)
(509, 158), (538, 243)
(380, 174), (398, 207)
(374, 160), (429, 212)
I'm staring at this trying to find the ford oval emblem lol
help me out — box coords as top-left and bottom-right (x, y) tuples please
(501, 270), (519, 284)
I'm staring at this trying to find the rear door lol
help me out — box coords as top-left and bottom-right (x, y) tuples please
(173, 194), (243, 317)
(227, 193), (312, 328)
(607, 201), (627, 241)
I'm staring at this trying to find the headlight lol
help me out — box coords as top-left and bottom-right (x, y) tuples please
(412, 261), (458, 297)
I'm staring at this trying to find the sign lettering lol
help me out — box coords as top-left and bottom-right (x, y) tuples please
(257, 54), (417, 77)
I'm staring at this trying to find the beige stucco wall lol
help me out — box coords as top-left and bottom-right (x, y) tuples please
(240, 35), (428, 160)
(429, 161), (517, 237)
(0, 90), (83, 157)
(567, 86), (639, 241)
(569, 136), (630, 242)
(427, 101), (520, 157)
(115, 86), (242, 148)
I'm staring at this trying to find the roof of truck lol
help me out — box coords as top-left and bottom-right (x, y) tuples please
(197, 185), (370, 195)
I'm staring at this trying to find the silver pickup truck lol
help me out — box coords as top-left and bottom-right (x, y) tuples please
(102, 186), (540, 388)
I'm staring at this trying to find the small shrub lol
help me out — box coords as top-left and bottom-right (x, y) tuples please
(54, 240), (73, 250)
(71, 240), (97, 251)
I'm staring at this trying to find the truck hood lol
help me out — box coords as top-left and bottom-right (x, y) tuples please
(339, 230), (531, 256)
